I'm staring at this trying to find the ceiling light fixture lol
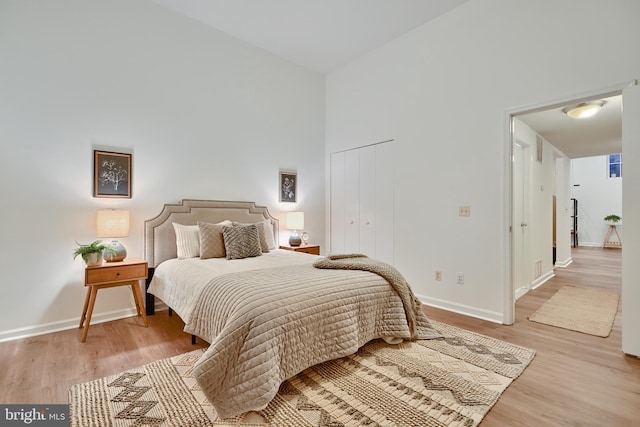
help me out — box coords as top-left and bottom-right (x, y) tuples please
(562, 100), (605, 119)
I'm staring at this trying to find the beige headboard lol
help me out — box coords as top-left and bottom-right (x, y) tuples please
(144, 199), (279, 268)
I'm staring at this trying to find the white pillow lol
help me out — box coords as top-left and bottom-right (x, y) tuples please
(261, 220), (277, 250)
(173, 223), (200, 259)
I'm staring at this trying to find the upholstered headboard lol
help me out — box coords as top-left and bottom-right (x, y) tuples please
(144, 199), (279, 268)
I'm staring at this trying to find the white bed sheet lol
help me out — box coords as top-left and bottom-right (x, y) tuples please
(147, 249), (320, 322)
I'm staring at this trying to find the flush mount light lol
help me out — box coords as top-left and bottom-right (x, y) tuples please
(562, 100), (606, 119)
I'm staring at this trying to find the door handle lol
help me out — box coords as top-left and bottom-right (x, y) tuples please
(521, 222), (528, 227)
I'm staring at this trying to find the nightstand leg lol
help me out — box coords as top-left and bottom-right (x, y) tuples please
(81, 286), (98, 343)
(130, 283), (141, 316)
(79, 288), (91, 329)
(131, 282), (148, 328)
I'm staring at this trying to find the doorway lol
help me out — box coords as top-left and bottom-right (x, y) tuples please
(505, 83), (630, 327)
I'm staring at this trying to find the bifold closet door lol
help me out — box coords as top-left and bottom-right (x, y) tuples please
(330, 141), (394, 264)
(359, 145), (376, 256)
(344, 149), (361, 253)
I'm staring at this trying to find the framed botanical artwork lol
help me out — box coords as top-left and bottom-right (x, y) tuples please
(279, 170), (297, 203)
(93, 150), (132, 198)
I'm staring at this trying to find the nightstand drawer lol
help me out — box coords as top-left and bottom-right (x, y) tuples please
(279, 244), (320, 255)
(295, 246), (320, 255)
(85, 263), (147, 285)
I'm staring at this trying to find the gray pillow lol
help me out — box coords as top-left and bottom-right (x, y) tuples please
(198, 221), (231, 259)
(232, 220), (274, 253)
(222, 224), (262, 260)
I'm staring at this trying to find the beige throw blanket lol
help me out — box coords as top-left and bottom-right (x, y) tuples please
(188, 257), (440, 419)
(313, 253), (427, 339)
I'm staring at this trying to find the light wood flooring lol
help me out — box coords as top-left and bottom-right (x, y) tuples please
(1, 247), (638, 426)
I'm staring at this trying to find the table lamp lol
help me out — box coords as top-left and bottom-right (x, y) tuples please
(286, 211), (304, 246)
(96, 209), (130, 262)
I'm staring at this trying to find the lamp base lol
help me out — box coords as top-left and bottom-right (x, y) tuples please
(104, 239), (127, 262)
(289, 230), (302, 247)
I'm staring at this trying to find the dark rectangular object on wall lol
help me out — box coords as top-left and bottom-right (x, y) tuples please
(94, 150), (132, 198)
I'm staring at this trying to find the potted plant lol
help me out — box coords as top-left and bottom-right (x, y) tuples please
(73, 240), (115, 266)
(604, 214), (622, 225)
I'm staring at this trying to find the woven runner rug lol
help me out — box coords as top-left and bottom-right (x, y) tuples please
(69, 320), (534, 427)
(528, 285), (619, 337)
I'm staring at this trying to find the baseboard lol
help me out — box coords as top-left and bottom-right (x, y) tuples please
(0, 308), (140, 343)
(417, 294), (504, 324)
(0, 300), (172, 343)
(577, 242), (602, 248)
(531, 270), (555, 290)
(154, 301), (168, 312)
(555, 257), (573, 268)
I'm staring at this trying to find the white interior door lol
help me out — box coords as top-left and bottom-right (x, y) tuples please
(513, 140), (530, 299)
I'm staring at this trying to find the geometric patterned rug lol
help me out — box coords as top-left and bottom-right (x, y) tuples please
(528, 285), (620, 337)
(69, 320), (535, 427)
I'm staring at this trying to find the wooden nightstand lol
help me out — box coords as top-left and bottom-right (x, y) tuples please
(279, 244), (320, 255)
(79, 257), (149, 342)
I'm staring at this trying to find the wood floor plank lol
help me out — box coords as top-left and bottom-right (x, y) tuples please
(426, 247), (640, 426)
(0, 247), (638, 426)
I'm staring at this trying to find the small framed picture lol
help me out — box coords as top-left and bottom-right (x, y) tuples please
(94, 150), (132, 198)
(279, 170), (297, 203)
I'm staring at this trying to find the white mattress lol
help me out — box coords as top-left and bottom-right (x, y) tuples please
(147, 249), (320, 320)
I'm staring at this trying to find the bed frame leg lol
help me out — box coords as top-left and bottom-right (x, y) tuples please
(192, 334), (196, 345)
(168, 307), (172, 316)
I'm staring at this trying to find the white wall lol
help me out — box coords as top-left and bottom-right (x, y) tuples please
(621, 84), (640, 355)
(570, 156), (623, 246)
(0, 0), (325, 341)
(325, 0), (640, 323)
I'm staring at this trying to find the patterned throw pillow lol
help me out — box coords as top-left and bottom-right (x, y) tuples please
(198, 221), (231, 259)
(222, 224), (262, 260)
(232, 220), (275, 253)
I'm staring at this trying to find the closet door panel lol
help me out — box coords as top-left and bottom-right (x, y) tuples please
(359, 145), (376, 257)
(330, 151), (346, 254)
(344, 149), (360, 253)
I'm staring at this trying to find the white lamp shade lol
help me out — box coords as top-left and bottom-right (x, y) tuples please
(96, 209), (130, 238)
(286, 211), (304, 230)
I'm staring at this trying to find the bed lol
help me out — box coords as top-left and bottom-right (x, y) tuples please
(144, 199), (441, 419)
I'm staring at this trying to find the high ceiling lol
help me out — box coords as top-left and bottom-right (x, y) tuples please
(150, 0), (470, 74)
(150, 0), (622, 159)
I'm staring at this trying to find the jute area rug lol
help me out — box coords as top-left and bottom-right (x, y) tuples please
(528, 285), (620, 337)
(69, 321), (534, 427)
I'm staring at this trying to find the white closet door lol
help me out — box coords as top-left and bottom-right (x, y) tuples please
(344, 149), (360, 253)
(330, 151), (346, 254)
(359, 145), (376, 257)
(375, 142), (394, 264)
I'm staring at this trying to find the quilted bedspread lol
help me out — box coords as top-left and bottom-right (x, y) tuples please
(187, 255), (441, 419)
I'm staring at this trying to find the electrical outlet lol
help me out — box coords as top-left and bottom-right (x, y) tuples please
(459, 206), (471, 217)
(456, 272), (464, 284)
(435, 271), (442, 281)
